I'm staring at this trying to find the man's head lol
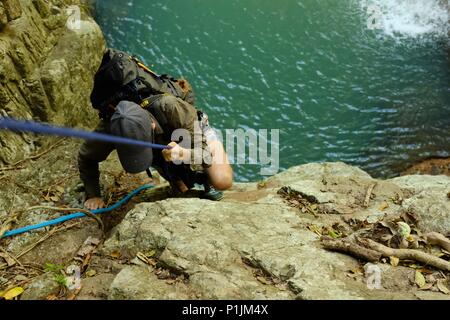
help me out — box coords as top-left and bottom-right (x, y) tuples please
(110, 101), (154, 173)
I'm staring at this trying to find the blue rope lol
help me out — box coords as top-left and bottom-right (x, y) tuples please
(1, 184), (155, 239)
(0, 117), (170, 150)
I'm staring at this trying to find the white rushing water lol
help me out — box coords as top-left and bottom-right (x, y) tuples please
(361, 0), (449, 39)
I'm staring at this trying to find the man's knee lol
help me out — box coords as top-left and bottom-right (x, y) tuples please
(209, 171), (233, 191)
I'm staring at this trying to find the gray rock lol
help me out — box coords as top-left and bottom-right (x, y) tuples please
(0, 0), (105, 164)
(0, 2), (7, 29)
(109, 266), (192, 300)
(102, 163), (450, 300)
(103, 197), (365, 299)
(390, 175), (450, 233)
(21, 273), (60, 300)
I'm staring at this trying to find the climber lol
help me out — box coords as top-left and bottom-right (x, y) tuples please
(78, 49), (233, 210)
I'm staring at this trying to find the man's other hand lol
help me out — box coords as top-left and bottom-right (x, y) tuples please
(84, 197), (105, 211)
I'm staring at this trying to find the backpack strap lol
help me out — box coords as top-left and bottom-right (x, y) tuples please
(140, 94), (172, 141)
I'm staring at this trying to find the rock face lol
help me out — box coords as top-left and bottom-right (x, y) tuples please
(100, 162), (450, 300)
(0, 0), (105, 164)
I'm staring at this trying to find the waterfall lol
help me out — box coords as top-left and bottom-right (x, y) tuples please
(360, 0), (449, 40)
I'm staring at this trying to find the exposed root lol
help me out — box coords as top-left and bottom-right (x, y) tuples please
(322, 236), (450, 272)
(321, 238), (381, 262)
(424, 232), (450, 252)
(357, 238), (450, 272)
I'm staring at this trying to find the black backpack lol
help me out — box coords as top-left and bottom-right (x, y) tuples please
(90, 48), (195, 119)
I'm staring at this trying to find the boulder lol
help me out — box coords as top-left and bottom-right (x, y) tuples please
(101, 163), (450, 300)
(0, 0), (105, 164)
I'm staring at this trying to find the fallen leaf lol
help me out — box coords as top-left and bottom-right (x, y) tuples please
(256, 276), (271, 285)
(0, 253), (16, 267)
(85, 270), (96, 277)
(2, 287), (24, 300)
(436, 280), (449, 295)
(145, 250), (156, 258)
(110, 250), (121, 259)
(328, 229), (340, 239)
(419, 283), (434, 291)
(415, 271), (426, 288)
(46, 294), (58, 300)
(378, 202), (389, 211)
(50, 196), (60, 202)
(397, 222), (411, 238)
(137, 252), (150, 264)
(389, 256), (399, 267)
(55, 186), (65, 194)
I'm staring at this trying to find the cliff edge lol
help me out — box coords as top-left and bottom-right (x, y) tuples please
(0, 0), (104, 164)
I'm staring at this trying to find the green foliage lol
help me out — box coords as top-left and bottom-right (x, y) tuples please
(44, 263), (64, 273)
(53, 274), (68, 288)
(44, 262), (67, 288)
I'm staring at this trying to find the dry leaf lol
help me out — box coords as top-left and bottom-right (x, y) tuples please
(419, 283), (434, 291)
(378, 202), (389, 211)
(2, 287), (24, 300)
(415, 271), (426, 288)
(110, 250), (121, 259)
(389, 256), (399, 267)
(256, 276), (271, 285)
(0, 253), (16, 267)
(55, 186), (65, 194)
(86, 269), (97, 277)
(436, 280), (449, 295)
(46, 294), (58, 300)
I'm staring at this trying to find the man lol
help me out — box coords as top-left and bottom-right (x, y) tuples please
(78, 95), (233, 210)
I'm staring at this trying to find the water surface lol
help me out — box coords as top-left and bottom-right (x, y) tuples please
(94, 0), (450, 181)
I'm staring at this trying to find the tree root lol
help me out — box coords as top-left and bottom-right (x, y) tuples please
(357, 238), (450, 272)
(424, 232), (450, 253)
(321, 237), (450, 272)
(322, 238), (381, 262)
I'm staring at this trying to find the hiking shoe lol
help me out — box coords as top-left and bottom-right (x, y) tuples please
(201, 185), (224, 201)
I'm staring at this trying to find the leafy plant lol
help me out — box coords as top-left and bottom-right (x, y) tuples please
(44, 262), (67, 288)
(44, 263), (64, 273)
(53, 274), (68, 288)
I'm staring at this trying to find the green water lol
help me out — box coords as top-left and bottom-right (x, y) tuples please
(94, 0), (450, 181)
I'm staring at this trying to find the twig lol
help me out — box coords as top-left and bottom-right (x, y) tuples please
(0, 139), (65, 172)
(357, 238), (450, 272)
(0, 166), (25, 172)
(363, 183), (377, 208)
(322, 238), (382, 262)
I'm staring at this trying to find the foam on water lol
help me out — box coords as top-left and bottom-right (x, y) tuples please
(361, 0), (449, 40)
